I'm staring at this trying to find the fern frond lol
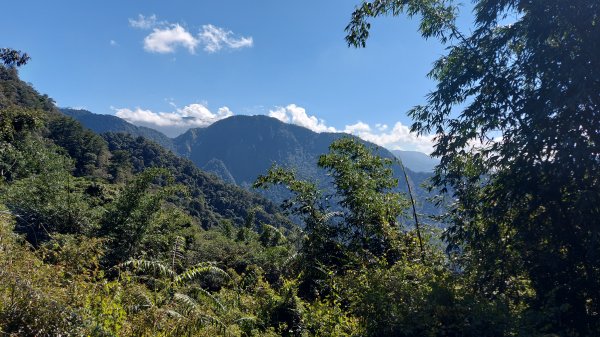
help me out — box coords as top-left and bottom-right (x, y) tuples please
(118, 259), (175, 279)
(162, 308), (184, 319)
(189, 286), (226, 312)
(235, 316), (257, 325)
(170, 236), (185, 271)
(174, 264), (230, 285)
(126, 288), (154, 313)
(173, 292), (199, 315)
(283, 253), (300, 270)
(191, 314), (227, 334)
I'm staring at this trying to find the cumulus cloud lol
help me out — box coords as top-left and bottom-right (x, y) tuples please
(344, 121), (435, 154)
(130, 14), (253, 54)
(199, 24), (253, 53)
(129, 14), (158, 29)
(144, 24), (199, 54)
(344, 121), (371, 134)
(114, 103), (233, 137)
(269, 104), (337, 133)
(268, 104), (434, 153)
(375, 123), (388, 131)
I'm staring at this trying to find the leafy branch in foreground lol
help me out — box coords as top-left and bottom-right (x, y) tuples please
(346, 0), (600, 334)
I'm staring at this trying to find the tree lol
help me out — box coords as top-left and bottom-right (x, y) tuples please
(346, 0), (600, 334)
(100, 168), (184, 266)
(0, 48), (30, 68)
(255, 138), (414, 299)
(317, 137), (409, 263)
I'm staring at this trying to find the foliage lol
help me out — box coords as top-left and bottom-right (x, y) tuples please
(6, 32), (597, 334)
(318, 137), (409, 263)
(47, 114), (110, 177)
(347, 0), (600, 334)
(102, 132), (291, 230)
(99, 168), (184, 266)
(0, 48), (30, 68)
(0, 64), (55, 111)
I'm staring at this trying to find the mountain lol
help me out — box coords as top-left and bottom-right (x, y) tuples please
(0, 67), (287, 230)
(174, 115), (338, 185)
(173, 115), (425, 187)
(392, 150), (440, 173)
(101, 132), (289, 229)
(64, 110), (441, 221)
(174, 115), (441, 220)
(60, 108), (175, 151)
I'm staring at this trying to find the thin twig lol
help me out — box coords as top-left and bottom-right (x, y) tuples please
(394, 157), (424, 254)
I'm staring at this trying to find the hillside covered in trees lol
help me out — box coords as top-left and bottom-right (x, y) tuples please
(63, 108), (442, 221)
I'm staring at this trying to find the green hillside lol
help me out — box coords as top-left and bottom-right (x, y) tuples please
(61, 108), (176, 151)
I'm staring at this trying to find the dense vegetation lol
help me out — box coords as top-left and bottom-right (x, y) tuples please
(347, 0), (599, 335)
(1, 0), (598, 334)
(0, 58), (501, 336)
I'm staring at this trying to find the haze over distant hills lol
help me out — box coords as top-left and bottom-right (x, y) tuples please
(391, 150), (440, 173)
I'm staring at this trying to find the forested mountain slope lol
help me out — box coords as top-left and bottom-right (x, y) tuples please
(101, 132), (289, 228)
(1, 64), (288, 230)
(174, 115), (440, 220)
(61, 108), (176, 151)
(67, 110), (441, 221)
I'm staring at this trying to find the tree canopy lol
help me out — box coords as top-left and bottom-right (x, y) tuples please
(0, 48), (30, 68)
(347, 0), (600, 334)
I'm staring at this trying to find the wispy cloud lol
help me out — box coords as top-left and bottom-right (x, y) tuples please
(109, 40), (118, 46)
(114, 103), (233, 137)
(199, 24), (253, 53)
(129, 14), (253, 54)
(129, 14), (159, 29)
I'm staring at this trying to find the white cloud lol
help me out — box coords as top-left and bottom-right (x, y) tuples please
(129, 14), (158, 29)
(375, 123), (388, 131)
(269, 104), (337, 133)
(114, 103), (233, 137)
(110, 40), (118, 46)
(344, 121), (371, 133)
(199, 24), (253, 53)
(130, 14), (253, 55)
(268, 108), (289, 123)
(144, 24), (199, 54)
(269, 104), (434, 153)
(114, 100), (434, 153)
(344, 121), (435, 154)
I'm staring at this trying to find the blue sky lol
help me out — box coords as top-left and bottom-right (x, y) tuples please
(1, 0), (458, 153)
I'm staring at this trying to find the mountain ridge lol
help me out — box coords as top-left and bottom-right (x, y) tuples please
(62, 109), (441, 221)
(62, 109), (437, 173)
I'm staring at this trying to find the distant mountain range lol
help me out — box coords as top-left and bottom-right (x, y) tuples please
(61, 109), (439, 173)
(61, 109), (442, 222)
